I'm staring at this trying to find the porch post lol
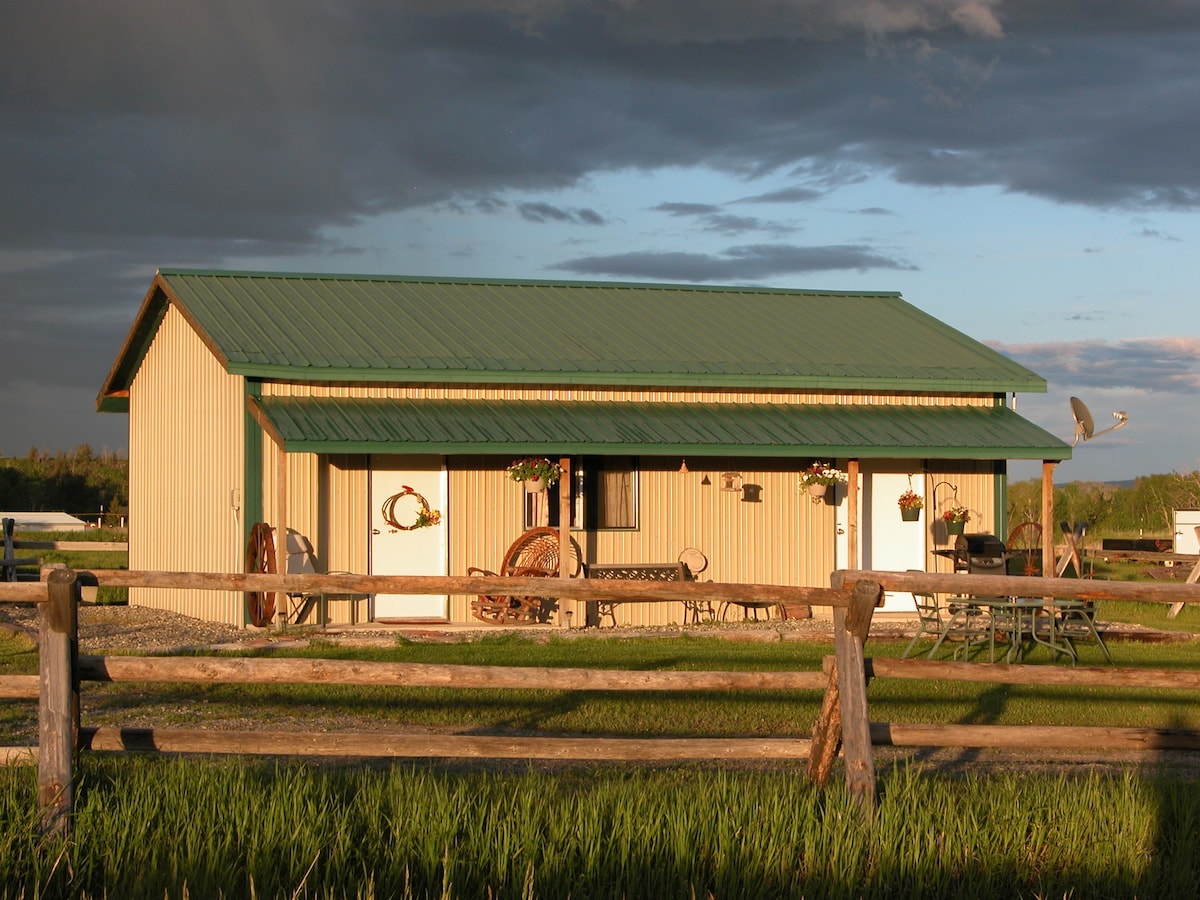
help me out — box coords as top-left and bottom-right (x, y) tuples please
(558, 457), (575, 627)
(276, 440), (288, 625)
(846, 459), (860, 570)
(1041, 460), (1056, 577)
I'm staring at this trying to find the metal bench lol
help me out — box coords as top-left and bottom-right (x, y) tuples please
(585, 562), (707, 626)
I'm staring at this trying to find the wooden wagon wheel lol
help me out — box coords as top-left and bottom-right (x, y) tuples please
(245, 522), (278, 627)
(1005, 521), (1044, 576)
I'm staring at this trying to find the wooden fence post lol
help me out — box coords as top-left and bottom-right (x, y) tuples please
(837, 579), (880, 811)
(38, 566), (79, 837)
(806, 656), (841, 786)
(808, 580), (880, 806)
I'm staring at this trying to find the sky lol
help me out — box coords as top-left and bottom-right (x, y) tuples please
(2, 0), (1198, 483)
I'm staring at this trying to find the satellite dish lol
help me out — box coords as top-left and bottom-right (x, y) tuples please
(1070, 396), (1128, 446)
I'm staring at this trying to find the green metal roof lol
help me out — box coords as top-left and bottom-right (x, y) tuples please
(98, 269), (1048, 410)
(250, 396), (1072, 460)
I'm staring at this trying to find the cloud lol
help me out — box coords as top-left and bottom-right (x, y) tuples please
(2, 0), (1200, 454)
(733, 186), (824, 204)
(652, 202), (722, 216)
(517, 202), (605, 225)
(652, 201), (799, 235)
(555, 242), (915, 281)
(991, 337), (1200, 393)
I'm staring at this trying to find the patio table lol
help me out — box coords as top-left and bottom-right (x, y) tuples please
(964, 596), (1077, 663)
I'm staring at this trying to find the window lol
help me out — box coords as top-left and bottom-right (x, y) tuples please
(527, 456), (639, 530)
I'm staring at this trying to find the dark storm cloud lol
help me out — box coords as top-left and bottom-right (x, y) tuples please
(556, 243), (915, 281)
(3, 0), (1199, 449)
(991, 338), (1200, 393)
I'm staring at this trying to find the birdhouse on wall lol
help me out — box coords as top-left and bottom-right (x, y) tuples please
(720, 472), (742, 492)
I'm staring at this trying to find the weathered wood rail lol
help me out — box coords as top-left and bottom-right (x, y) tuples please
(3, 565), (1200, 836)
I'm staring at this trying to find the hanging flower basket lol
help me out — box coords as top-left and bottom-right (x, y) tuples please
(507, 457), (561, 492)
(799, 462), (846, 502)
(898, 489), (924, 521)
(942, 506), (970, 535)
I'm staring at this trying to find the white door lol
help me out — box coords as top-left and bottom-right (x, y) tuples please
(835, 466), (926, 613)
(370, 455), (448, 620)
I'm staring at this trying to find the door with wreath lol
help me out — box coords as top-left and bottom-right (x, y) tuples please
(369, 454), (448, 620)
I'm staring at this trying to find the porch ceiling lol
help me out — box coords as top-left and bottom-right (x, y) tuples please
(249, 396), (1072, 461)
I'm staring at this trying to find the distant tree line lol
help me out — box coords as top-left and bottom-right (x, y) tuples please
(1008, 471), (1200, 538)
(0, 446), (128, 526)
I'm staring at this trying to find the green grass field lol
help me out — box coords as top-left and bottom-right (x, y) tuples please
(3, 561), (1199, 898)
(2, 755), (1199, 899)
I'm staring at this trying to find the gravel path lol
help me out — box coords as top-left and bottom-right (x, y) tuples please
(0, 602), (927, 654)
(0, 602), (1177, 654)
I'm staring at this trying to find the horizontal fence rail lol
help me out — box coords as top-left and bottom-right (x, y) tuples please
(77, 655), (830, 692)
(79, 729), (814, 761)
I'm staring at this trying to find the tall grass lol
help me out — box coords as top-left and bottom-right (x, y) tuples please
(2, 756), (1198, 899)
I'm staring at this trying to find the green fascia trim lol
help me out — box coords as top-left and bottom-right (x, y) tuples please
(157, 267), (902, 297)
(242, 380), (264, 628)
(96, 285), (170, 412)
(226, 363), (1045, 394)
(254, 397), (1072, 462)
(278, 439), (1068, 460)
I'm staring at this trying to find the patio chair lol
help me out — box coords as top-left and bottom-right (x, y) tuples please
(283, 530), (367, 626)
(902, 587), (945, 658)
(467, 526), (582, 625)
(1055, 600), (1113, 665)
(915, 586), (992, 660)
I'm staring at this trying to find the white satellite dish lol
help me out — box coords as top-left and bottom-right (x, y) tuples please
(1070, 396), (1128, 446)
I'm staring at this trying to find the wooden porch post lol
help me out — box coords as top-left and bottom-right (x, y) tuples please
(276, 440), (288, 626)
(558, 457), (575, 627)
(1041, 460), (1056, 577)
(846, 459), (860, 570)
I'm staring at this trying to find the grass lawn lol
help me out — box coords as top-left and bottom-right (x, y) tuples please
(2, 599), (1200, 897)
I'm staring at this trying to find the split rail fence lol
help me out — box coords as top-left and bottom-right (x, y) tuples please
(2, 565), (1200, 837)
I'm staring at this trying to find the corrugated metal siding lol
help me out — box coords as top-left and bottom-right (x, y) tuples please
(918, 463), (997, 573)
(261, 381), (996, 408)
(439, 459), (830, 629)
(129, 305), (245, 625)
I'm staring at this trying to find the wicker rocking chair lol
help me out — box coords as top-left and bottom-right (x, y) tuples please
(467, 526), (582, 625)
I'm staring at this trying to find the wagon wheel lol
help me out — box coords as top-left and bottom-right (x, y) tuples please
(1005, 521), (1044, 576)
(245, 522), (278, 627)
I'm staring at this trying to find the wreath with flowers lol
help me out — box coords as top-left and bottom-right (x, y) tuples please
(382, 486), (443, 531)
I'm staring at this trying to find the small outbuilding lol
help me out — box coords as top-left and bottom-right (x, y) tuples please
(98, 270), (1070, 627)
(0, 512), (92, 532)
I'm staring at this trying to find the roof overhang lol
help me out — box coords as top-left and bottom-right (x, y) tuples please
(249, 396), (1073, 461)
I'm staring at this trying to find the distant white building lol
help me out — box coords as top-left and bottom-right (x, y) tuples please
(1, 512), (91, 532)
(1174, 510), (1200, 554)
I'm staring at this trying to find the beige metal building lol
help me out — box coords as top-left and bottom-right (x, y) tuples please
(97, 270), (1070, 627)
